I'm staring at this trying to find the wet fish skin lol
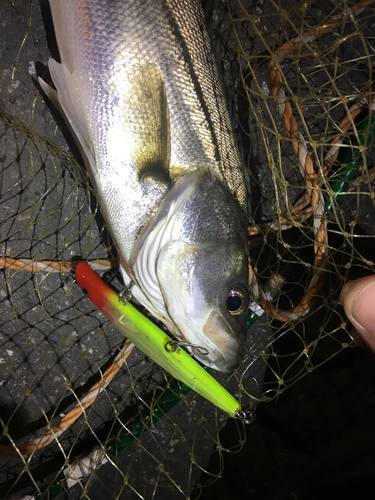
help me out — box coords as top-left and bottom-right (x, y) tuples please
(40, 0), (249, 373)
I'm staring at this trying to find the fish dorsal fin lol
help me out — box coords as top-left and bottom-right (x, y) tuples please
(124, 63), (171, 184)
(38, 59), (95, 173)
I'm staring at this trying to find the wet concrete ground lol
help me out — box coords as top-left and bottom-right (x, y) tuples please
(2, 1), (375, 498)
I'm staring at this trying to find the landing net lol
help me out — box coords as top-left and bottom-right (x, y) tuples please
(1, 1), (374, 498)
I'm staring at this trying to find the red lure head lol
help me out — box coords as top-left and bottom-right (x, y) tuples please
(75, 262), (114, 313)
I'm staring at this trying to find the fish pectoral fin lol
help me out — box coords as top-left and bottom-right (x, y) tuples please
(38, 59), (95, 172)
(124, 63), (171, 185)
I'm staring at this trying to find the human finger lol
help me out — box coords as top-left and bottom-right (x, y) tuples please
(340, 275), (375, 353)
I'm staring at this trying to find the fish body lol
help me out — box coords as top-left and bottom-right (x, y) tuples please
(40, 0), (249, 373)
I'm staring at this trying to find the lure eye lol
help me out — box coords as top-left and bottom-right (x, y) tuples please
(227, 284), (249, 316)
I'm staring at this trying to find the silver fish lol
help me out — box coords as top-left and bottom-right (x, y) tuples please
(39, 0), (249, 373)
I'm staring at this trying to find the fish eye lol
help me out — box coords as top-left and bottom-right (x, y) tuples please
(227, 284), (249, 316)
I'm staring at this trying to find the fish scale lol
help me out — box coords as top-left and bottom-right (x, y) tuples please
(40, 0), (249, 373)
(51, 0), (246, 198)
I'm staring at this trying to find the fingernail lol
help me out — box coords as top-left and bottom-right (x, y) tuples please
(350, 282), (375, 335)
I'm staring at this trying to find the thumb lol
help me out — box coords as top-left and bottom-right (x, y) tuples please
(340, 275), (375, 352)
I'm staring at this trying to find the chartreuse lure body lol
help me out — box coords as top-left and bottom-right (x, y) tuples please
(75, 263), (241, 417)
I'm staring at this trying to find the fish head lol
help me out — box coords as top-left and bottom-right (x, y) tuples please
(149, 168), (249, 373)
(157, 239), (248, 373)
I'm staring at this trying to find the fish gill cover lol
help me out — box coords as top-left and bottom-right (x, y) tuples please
(1, 0), (375, 499)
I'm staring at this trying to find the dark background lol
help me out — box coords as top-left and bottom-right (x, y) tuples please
(199, 340), (375, 499)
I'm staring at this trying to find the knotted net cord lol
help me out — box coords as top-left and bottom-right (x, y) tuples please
(1, 0), (375, 498)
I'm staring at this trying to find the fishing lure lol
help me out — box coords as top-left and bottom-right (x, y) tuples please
(75, 262), (248, 419)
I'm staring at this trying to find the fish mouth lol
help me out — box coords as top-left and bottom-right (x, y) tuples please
(197, 310), (244, 374)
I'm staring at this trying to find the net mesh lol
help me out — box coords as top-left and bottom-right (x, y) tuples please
(1, 0), (374, 498)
